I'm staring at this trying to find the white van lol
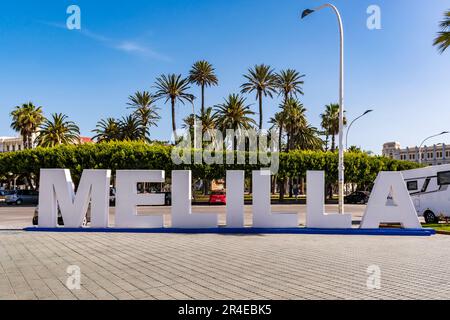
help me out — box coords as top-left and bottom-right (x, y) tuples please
(402, 164), (450, 223)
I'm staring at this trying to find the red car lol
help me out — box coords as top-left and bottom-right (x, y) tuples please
(209, 191), (226, 205)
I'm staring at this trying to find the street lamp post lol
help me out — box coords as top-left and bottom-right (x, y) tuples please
(302, 3), (346, 214)
(418, 131), (449, 164)
(345, 109), (373, 150)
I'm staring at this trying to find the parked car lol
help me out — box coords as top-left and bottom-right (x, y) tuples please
(209, 191), (226, 205)
(344, 191), (370, 204)
(6, 190), (39, 205)
(32, 205), (91, 226)
(0, 190), (14, 203)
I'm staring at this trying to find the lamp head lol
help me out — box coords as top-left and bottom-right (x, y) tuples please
(301, 9), (315, 19)
(441, 131), (449, 135)
(364, 109), (374, 115)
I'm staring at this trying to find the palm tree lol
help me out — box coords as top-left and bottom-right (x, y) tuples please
(320, 103), (347, 152)
(189, 61), (219, 115)
(36, 113), (80, 147)
(269, 111), (287, 151)
(272, 69), (306, 152)
(182, 114), (197, 147)
(10, 102), (44, 149)
(241, 64), (277, 130)
(283, 98), (307, 151)
(154, 74), (194, 140)
(320, 113), (331, 151)
(214, 94), (256, 152)
(182, 114), (195, 131)
(275, 69), (305, 101)
(198, 106), (217, 137)
(118, 115), (146, 141)
(92, 118), (121, 142)
(127, 91), (160, 141)
(214, 94), (256, 132)
(434, 10), (450, 53)
(183, 107), (218, 148)
(289, 124), (323, 151)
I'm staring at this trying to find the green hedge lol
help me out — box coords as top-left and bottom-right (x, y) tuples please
(0, 141), (421, 186)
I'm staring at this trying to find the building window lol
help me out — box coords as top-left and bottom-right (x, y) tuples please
(407, 181), (418, 191)
(438, 171), (450, 185)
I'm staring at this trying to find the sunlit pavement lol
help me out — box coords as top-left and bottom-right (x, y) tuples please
(0, 204), (446, 300)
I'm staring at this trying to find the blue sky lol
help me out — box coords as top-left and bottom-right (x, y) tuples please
(0, 0), (449, 154)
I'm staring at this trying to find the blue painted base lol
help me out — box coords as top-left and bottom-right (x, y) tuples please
(23, 227), (436, 236)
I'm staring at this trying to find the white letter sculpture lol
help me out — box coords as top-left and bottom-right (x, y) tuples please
(38, 169), (110, 228)
(115, 170), (165, 228)
(172, 170), (218, 228)
(306, 171), (352, 229)
(252, 170), (298, 228)
(360, 172), (421, 229)
(226, 170), (245, 228)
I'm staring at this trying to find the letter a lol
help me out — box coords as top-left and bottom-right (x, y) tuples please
(360, 172), (421, 229)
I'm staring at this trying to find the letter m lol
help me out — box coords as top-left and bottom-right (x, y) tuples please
(38, 169), (111, 228)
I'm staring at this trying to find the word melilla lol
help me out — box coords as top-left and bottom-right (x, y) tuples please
(37, 169), (422, 230)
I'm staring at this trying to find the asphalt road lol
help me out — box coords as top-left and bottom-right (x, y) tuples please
(0, 204), (367, 229)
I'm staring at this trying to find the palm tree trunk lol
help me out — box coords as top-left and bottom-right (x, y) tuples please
(289, 178), (293, 198)
(331, 134), (336, 152)
(28, 134), (33, 149)
(325, 134), (329, 151)
(201, 84), (205, 116)
(271, 176), (276, 194)
(22, 134), (28, 150)
(279, 178), (285, 202)
(286, 132), (291, 152)
(171, 98), (177, 141)
(258, 91), (263, 131)
(278, 123), (283, 151)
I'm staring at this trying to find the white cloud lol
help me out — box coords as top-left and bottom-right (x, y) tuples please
(39, 21), (170, 61)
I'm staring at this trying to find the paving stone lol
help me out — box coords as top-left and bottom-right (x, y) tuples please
(0, 231), (449, 299)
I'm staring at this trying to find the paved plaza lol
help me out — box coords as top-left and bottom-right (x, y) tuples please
(0, 204), (447, 300)
(1, 229), (450, 300)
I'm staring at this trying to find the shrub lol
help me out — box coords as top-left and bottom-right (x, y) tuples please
(0, 141), (422, 187)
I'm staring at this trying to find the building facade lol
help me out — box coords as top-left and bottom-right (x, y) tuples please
(382, 142), (450, 166)
(0, 137), (25, 152)
(0, 135), (93, 153)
